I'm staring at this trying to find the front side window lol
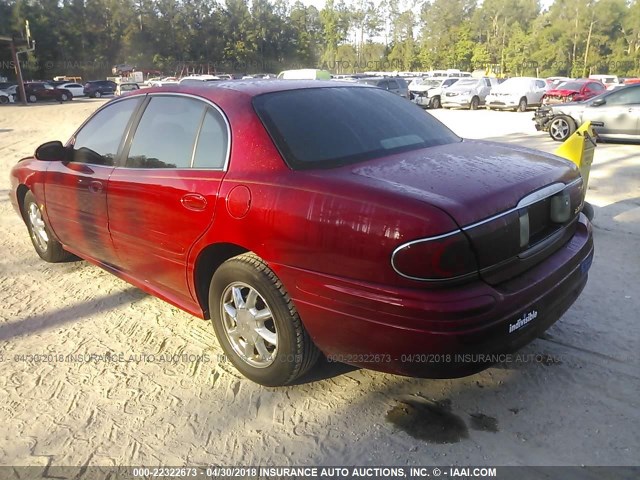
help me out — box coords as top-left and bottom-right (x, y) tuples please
(602, 86), (640, 105)
(388, 80), (399, 90)
(126, 96), (206, 169)
(253, 86), (460, 170)
(72, 97), (142, 165)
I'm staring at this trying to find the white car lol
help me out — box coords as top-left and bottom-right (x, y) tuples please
(149, 76), (179, 87)
(57, 82), (85, 97)
(441, 77), (498, 109)
(0, 88), (15, 104)
(178, 74), (220, 85)
(485, 77), (548, 111)
(589, 74), (620, 90)
(409, 77), (460, 108)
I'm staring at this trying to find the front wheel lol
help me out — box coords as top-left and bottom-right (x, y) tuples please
(209, 253), (320, 386)
(28, 94), (37, 103)
(60, 93), (69, 102)
(430, 96), (441, 109)
(0, 96), (8, 104)
(23, 191), (73, 262)
(94, 91), (102, 98)
(470, 96), (480, 110)
(517, 97), (528, 112)
(548, 115), (576, 141)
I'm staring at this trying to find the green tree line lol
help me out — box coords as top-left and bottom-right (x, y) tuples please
(1, 0), (639, 80)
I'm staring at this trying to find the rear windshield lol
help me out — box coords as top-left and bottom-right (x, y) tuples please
(253, 86), (460, 169)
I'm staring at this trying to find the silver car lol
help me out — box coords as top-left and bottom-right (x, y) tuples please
(441, 77), (498, 109)
(534, 84), (640, 141)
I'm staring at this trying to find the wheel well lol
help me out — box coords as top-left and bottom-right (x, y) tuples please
(16, 184), (29, 220)
(194, 243), (249, 319)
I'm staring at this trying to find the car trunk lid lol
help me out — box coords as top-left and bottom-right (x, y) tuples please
(348, 140), (584, 284)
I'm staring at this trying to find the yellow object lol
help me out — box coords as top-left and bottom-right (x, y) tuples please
(554, 121), (597, 190)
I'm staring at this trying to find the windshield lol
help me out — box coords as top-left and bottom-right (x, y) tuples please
(253, 87), (460, 169)
(418, 79), (442, 87)
(498, 78), (531, 89)
(454, 79), (477, 86)
(555, 81), (583, 91)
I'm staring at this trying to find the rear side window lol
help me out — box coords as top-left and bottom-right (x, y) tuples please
(388, 80), (399, 89)
(253, 86), (460, 169)
(126, 96), (205, 169)
(73, 97), (142, 165)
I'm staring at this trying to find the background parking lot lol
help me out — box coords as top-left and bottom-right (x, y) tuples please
(0, 102), (638, 466)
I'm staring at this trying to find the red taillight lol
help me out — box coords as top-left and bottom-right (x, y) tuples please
(391, 231), (478, 281)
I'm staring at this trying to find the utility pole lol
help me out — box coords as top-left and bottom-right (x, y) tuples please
(583, 19), (595, 77)
(10, 37), (28, 105)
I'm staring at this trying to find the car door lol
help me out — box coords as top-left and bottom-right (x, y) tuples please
(582, 86), (640, 137)
(44, 96), (143, 265)
(107, 94), (229, 304)
(387, 79), (400, 96)
(480, 78), (492, 101)
(530, 79), (547, 105)
(65, 83), (84, 96)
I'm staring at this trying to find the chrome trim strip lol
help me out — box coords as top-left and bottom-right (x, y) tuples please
(517, 182), (565, 208)
(390, 177), (584, 281)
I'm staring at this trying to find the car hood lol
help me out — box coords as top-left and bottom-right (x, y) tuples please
(347, 139), (578, 226)
(410, 84), (439, 92)
(446, 85), (475, 93)
(546, 88), (580, 96)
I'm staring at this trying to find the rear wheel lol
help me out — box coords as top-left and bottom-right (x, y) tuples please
(22, 191), (72, 262)
(470, 96), (480, 110)
(548, 115), (576, 141)
(209, 253), (320, 386)
(60, 93), (69, 102)
(28, 94), (37, 103)
(517, 97), (528, 112)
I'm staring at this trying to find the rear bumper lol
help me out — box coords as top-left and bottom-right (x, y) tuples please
(274, 214), (593, 378)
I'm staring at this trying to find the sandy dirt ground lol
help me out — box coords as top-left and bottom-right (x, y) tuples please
(0, 99), (638, 468)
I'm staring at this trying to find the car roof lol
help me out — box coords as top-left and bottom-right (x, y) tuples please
(138, 80), (370, 99)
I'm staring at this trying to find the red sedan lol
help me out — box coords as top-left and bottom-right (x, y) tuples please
(542, 79), (606, 104)
(9, 81), (594, 386)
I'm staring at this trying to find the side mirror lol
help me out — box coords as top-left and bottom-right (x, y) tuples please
(592, 98), (606, 107)
(35, 141), (67, 161)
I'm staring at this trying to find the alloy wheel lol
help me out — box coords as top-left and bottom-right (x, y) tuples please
(220, 282), (277, 368)
(28, 202), (49, 252)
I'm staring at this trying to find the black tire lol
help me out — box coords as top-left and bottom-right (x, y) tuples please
(28, 94), (37, 103)
(430, 96), (441, 109)
(548, 115), (576, 141)
(517, 97), (528, 112)
(22, 191), (72, 262)
(0, 96), (8, 105)
(470, 96), (480, 110)
(94, 91), (102, 98)
(60, 93), (69, 102)
(209, 253), (320, 386)
(582, 202), (595, 221)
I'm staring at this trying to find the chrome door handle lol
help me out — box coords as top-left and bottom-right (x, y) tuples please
(181, 193), (207, 211)
(88, 180), (103, 193)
